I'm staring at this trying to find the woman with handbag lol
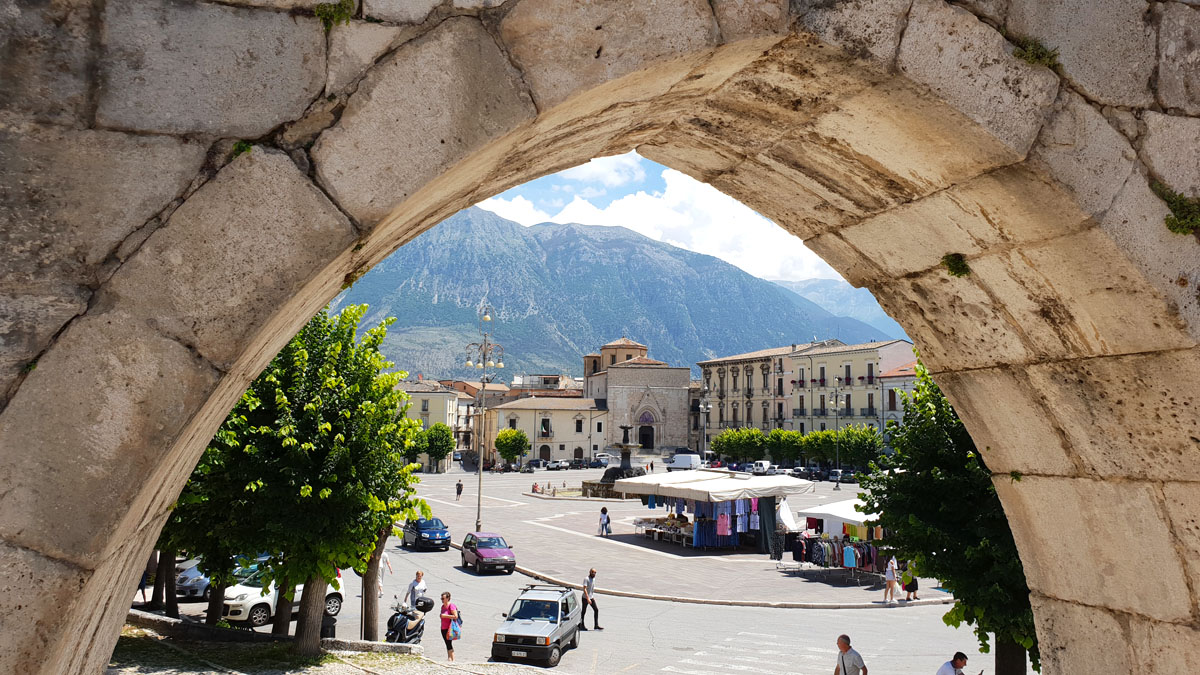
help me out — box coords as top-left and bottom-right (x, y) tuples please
(439, 592), (460, 661)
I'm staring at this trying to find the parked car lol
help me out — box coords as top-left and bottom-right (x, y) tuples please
(569, 459), (587, 470)
(710, 460), (723, 468)
(461, 531), (516, 574)
(176, 553), (268, 601)
(520, 464), (535, 473)
(491, 584), (582, 667)
(402, 517), (451, 550)
(594, 452), (616, 463)
(527, 459), (548, 469)
(790, 466), (810, 479)
(664, 453), (701, 472)
(587, 458), (608, 468)
(751, 460), (771, 475)
(453, 451), (462, 461)
(222, 569), (342, 627)
(547, 460), (568, 471)
(827, 469), (844, 483)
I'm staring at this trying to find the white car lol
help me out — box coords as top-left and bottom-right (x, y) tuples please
(766, 464), (782, 475)
(222, 570), (343, 627)
(546, 460), (569, 470)
(751, 460), (771, 475)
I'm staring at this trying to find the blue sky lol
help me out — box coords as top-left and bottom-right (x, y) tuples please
(475, 151), (842, 283)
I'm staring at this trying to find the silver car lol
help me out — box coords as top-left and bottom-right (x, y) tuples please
(491, 585), (582, 667)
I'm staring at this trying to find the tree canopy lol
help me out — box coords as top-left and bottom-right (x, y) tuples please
(859, 360), (1038, 672)
(422, 422), (455, 470)
(494, 428), (530, 464)
(710, 427), (766, 461)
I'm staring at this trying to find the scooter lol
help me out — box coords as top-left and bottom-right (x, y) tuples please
(385, 595), (434, 644)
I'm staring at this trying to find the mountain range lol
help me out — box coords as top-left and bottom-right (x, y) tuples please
(333, 207), (892, 380)
(769, 279), (908, 340)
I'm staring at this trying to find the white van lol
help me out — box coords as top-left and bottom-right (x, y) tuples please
(751, 460), (771, 475)
(665, 453), (701, 472)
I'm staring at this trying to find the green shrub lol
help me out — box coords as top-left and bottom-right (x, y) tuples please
(1010, 36), (1058, 68)
(1151, 181), (1200, 235)
(941, 253), (971, 277)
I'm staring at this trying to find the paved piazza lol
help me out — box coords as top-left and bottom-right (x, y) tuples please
(171, 464), (1013, 673)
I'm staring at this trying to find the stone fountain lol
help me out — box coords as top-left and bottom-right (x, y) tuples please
(599, 424), (646, 483)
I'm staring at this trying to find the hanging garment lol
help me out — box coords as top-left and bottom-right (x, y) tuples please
(843, 545), (857, 568)
(751, 498), (759, 512)
(648, 495), (656, 509)
(716, 513), (731, 536)
(750, 512), (760, 530)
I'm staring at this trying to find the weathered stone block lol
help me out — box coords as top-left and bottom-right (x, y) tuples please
(0, 0), (93, 124)
(953, 0), (1008, 24)
(0, 542), (90, 675)
(1127, 616), (1200, 675)
(1098, 171), (1200, 343)
(0, 284), (90, 401)
(97, 0), (326, 136)
(99, 150), (356, 370)
(0, 123), (207, 287)
(326, 20), (406, 95)
(1030, 594), (1132, 675)
(1007, 0), (1155, 108)
(811, 80), (1020, 198)
(935, 366), (1079, 475)
(899, 0), (1060, 156)
(711, 0), (789, 41)
(0, 310), (219, 566)
(997, 476), (1193, 621)
(1030, 89), (1135, 216)
(1020, 228), (1195, 357)
(364, 0), (439, 23)
(1140, 111), (1200, 199)
(1162, 482), (1200, 621)
(453, 0), (505, 8)
(795, 0), (911, 66)
(801, 232), (887, 287)
(314, 18), (536, 225)
(499, 0), (719, 109)
(1026, 349), (1200, 481)
(1158, 3), (1200, 116)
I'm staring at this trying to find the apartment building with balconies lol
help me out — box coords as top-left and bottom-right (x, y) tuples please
(485, 397), (609, 463)
(696, 344), (809, 448)
(789, 339), (914, 434)
(395, 379), (460, 471)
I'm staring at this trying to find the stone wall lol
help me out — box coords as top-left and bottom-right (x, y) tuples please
(606, 366), (693, 450)
(2, 1), (1199, 673)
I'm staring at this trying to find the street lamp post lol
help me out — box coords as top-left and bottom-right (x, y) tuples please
(833, 377), (843, 491)
(464, 304), (504, 532)
(698, 385), (712, 459)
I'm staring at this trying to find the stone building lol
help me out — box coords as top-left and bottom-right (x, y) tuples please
(790, 339), (913, 434)
(485, 397), (608, 462)
(879, 359), (919, 431)
(395, 380), (458, 471)
(583, 338), (691, 452)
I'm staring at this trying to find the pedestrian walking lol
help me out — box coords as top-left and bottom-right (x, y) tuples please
(456, 479), (463, 501)
(439, 591), (460, 661)
(598, 507), (611, 537)
(138, 570), (149, 603)
(834, 634), (867, 675)
(579, 568), (603, 630)
(650, 461), (654, 472)
(884, 555), (899, 604)
(903, 560), (920, 601)
(378, 550), (394, 597)
(405, 570), (427, 607)
(936, 651), (979, 675)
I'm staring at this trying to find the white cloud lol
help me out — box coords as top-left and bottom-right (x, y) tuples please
(475, 194), (553, 226)
(558, 153), (647, 187)
(477, 153), (842, 282)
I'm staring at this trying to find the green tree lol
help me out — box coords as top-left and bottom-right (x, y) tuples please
(205, 304), (426, 654)
(859, 361), (1038, 674)
(711, 427), (766, 461)
(495, 428), (530, 464)
(836, 424), (885, 469)
(404, 426), (428, 467)
(766, 428), (803, 464)
(800, 429), (836, 464)
(422, 422), (455, 472)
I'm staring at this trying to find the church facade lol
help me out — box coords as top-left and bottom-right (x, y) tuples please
(583, 338), (690, 452)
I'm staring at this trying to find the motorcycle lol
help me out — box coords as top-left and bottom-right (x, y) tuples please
(385, 595), (434, 644)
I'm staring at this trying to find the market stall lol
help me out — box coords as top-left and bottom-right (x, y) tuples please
(788, 498), (887, 581)
(614, 470), (815, 553)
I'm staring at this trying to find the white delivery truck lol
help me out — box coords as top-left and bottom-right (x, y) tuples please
(665, 452), (701, 472)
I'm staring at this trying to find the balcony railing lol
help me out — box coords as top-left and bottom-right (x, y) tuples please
(836, 408), (853, 416)
(538, 431), (553, 439)
(793, 408), (805, 417)
(860, 408), (877, 416)
(813, 408), (827, 416)
(865, 376), (876, 385)
(745, 388), (753, 398)
(717, 390), (726, 399)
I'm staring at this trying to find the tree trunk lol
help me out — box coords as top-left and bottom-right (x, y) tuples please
(162, 549), (179, 619)
(272, 584), (295, 636)
(205, 579), (227, 626)
(293, 573), (328, 657)
(362, 528), (389, 641)
(149, 551), (168, 610)
(994, 635), (1028, 675)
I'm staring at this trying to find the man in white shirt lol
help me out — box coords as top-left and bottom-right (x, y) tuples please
(405, 570), (427, 607)
(936, 652), (976, 675)
(580, 568), (603, 631)
(834, 634), (867, 675)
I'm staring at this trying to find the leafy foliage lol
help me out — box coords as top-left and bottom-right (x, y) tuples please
(1010, 35), (1059, 68)
(186, 304), (428, 652)
(231, 141), (252, 157)
(941, 253), (971, 277)
(766, 428), (803, 464)
(710, 427), (766, 461)
(835, 424), (885, 468)
(314, 0), (354, 31)
(859, 361), (1039, 670)
(421, 423), (455, 470)
(1150, 181), (1200, 235)
(494, 428), (530, 464)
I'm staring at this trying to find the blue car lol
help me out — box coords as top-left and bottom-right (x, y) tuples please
(401, 517), (451, 550)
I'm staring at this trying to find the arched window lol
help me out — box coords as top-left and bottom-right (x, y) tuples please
(638, 410), (655, 424)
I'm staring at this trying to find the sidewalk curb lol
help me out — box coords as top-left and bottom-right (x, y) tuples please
(448, 543), (953, 610)
(519, 492), (640, 502)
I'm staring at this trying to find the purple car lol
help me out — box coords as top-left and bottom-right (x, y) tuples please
(461, 532), (516, 575)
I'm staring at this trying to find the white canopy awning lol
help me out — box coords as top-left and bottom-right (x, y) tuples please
(796, 498), (878, 528)
(614, 469), (816, 502)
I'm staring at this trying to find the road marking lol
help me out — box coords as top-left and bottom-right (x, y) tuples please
(424, 496), (526, 510)
(690, 651), (793, 667)
(677, 658), (803, 674)
(735, 632), (779, 637)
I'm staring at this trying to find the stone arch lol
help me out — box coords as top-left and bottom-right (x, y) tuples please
(2, 1), (1199, 674)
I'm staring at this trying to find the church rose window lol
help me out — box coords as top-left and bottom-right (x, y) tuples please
(639, 411), (655, 424)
